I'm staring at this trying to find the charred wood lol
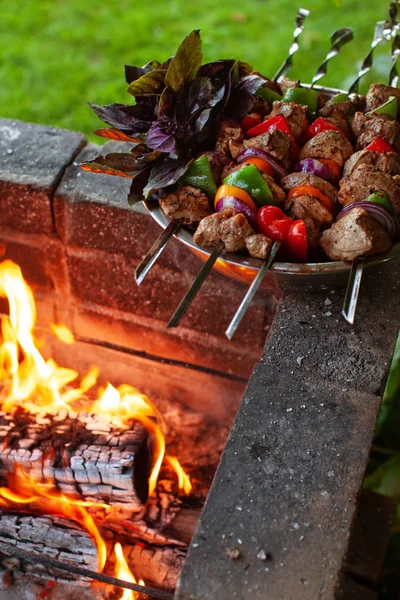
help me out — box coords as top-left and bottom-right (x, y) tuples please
(0, 408), (150, 511)
(0, 511), (97, 586)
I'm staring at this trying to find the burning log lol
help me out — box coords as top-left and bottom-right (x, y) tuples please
(0, 511), (98, 586)
(110, 542), (186, 592)
(0, 408), (150, 511)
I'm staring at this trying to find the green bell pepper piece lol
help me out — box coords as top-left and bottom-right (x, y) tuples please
(367, 191), (394, 215)
(282, 87), (319, 119)
(367, 95), (398, 120)
(328, 93), (349, 103)
(256, 86), (283, 103)
(179, 154), (217, 200)
(223, 164), (275, 207)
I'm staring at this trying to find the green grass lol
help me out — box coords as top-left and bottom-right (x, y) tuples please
(0, 0), (395, 141)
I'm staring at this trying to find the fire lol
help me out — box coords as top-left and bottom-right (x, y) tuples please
(114, 543), (145, 600)
(0, 259), (192, 585)
(0, 466), (107, 571)
(166, 456), (192, 495)
(50, 323), (75, 345)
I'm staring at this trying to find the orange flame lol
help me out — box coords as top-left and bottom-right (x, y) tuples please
(0, 260), (192, 580)
(0, 466), (107, 570)
(114, 543), (145, 600)
(166, 456), (192, 494)
(50, 323), (75, 345)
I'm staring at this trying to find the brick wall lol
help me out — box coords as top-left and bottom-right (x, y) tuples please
(0, 118), (281, 379)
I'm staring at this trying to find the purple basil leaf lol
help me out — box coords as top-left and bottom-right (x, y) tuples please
(125, 65), (146, 84)
(88, 102), (154, 134)
(238, 73), (268, 95)
(128, 167), (152, 205)
(143, 158), (192, 198)
(146, 122), (177, 154)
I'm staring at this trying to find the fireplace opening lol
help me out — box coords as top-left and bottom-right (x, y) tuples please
(0, 259), (242, 599)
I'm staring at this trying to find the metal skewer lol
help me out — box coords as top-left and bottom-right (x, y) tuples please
(225, 241), (281, 340)
(167, 245), (223, 328)
(348, 3), (398, 95)
(273, 8), (310, 81)
(389, 30), (400, 86)
(341, 257), (364, 325)
(310, 28), (354, 88)
(135, 218), (181, 285)
(342, 3), (398, 325)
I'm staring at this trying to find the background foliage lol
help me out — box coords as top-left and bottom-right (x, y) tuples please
(0, 0), (395, 140)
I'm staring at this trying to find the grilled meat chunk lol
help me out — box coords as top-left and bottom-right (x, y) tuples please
(269, 101), (308, 139)
(285, 194), (333, 227)
(229, 139), (245, 159)
(365, 84), (400, 117)
(319, 100), (353, 119)
(193, 209), (254, 253)
(320, 206), (391, 261)
(204, 151), (225, 183)
(338, 165), (400, 214)
(343, 150), (400, 178)
(245, 234), (272, 259)
(159, 186), (211, 226)
(281, 172), (337, 204)
(244, 129), (292, 170)
(300, 130), (353, 167)
(262, 173), (286, 205)
(351, 111), (400, 152)
(277, 77), (300, 95)
(215, 119), (244, 158)
(285, 194), (333, 249)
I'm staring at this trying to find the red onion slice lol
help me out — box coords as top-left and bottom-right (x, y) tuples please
(215, 197), (257, 230)
(236, 148), (288, 180)
(337, 201), (397, 239)
(294, 159), (337, 185)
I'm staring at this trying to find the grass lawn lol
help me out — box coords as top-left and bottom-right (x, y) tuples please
(0, 0), (396, 140)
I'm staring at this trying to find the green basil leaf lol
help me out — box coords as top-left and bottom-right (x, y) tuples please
(127, 69), (166, 97)
(165, 30), (202, 94)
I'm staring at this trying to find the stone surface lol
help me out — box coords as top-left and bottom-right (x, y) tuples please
(0, 118), (86, 234)
(175, 260), (400, 600)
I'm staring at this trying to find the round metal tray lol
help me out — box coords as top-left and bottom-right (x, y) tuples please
(145, 200), (400, 290)
(144, 84), (400, 291)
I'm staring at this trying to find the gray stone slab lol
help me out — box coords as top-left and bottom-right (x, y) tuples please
(175, 369), (381, 600)
(0, 118), (86, 233)
(175, 260), (400, 600)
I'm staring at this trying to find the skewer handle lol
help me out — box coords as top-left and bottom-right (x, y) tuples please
(348, 3), (398, 95)
(389, 31), (400, 86)
(225, 241), (281, 340)
(167, 245), (222, 328)
(342, 258), (364, 325)
(273, 8), (310, 82)
(135, 219), (181, 285)
(310, 28), (354, 89)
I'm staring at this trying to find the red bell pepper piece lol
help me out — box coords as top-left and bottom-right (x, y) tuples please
(247, 115), (300, 158)
(257, 206), (291, 241)
(257, 206), (308, 261)
(365, 137), (397, 154)
(241, 114), (262, 132)
(305, 117), (344, 141)
(286, 220), (308, 262)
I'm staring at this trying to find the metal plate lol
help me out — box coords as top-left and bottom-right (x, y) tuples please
(144, 84), (400, 291)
